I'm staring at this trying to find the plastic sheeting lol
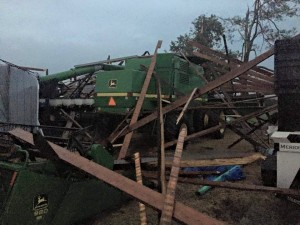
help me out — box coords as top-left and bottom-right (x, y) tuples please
(0, 64), (39, 131)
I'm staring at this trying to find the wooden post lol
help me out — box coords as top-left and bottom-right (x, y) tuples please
(60, 109), (93, 140)
(61, 111), (75, 139)
(134, 152), (147, 225)
(155, 75), (166, 196)
(118, 40), (162, 159)
(159, 125), (187, 225)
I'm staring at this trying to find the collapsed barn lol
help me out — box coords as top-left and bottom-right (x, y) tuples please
(0, 36), (299, 225)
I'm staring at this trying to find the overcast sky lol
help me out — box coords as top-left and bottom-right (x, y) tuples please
(0, 0), (298, 74)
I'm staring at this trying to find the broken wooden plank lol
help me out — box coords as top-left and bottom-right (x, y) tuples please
(229, 104), (277, 125)
(118, 40), (162, 159)
(228, 121), (267, 149)
(147, 153), (265, 168)
(160, 125), (187, 225)
(60, 109), (93, 140)
(176, 88), (197, 125)
(227, 126), (268, 149)
(107, 109), (133, 143)
(144, 175), (300, 197)
(61, 111), (75, 139)
(9, 128), (224, 225)
(172, 179), (300, 197)
(164, 124), (224, 148)
(191, 41), (274, 82)
(142, 170), (221, 177)
(155, 74), (166, 195)
(134, 152), (148, 225)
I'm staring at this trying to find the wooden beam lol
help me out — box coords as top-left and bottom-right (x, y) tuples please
(160, 125), (187, 225)
(61, 111), (75, 139)
(229, 104), (277, 125)
(190, 41), (274, 80)
(118, 40), (162, 159)
(176, 88), (197, 125)
(227, 126), (266, 148)
(181, 180), (300, 197)
(147, 153), (265, 168)
(9, 128), (224, 225)
(165, 124), (224, 148)
(228, 121), (267, 149)
(146, 176), (300, 197)
(155, 75), (166, 195)
(134, 152), (148, 225)
(60, 109), (93, 140)
(107, 109), (133, 143)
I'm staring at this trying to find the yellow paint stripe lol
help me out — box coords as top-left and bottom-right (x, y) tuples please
(97, 93), (128, 97)
(96, 92), (206, 101)
(96, 92), (173, 99)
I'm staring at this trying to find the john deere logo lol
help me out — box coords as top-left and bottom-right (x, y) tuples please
(108, 79), (117, 88)
(33, 194), (49, 220)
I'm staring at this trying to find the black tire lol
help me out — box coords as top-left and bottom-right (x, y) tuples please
(193, 110), (209, 132)
(165, 113), (189, 148)
(261, 155), (277, 187)
(208, 110), (226, 139)
(165, 113), (178, 141)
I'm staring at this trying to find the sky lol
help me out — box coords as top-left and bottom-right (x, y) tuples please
(0, 0), (299, 74)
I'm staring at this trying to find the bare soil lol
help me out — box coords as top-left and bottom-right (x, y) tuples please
(94, 130), (300, 225)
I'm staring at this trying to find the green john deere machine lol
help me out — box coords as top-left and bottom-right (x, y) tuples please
(39, 53), (224, 142)
(0, 142), (124, 225)
(0, 52), (224, 225)
(94, 53), (205, 113)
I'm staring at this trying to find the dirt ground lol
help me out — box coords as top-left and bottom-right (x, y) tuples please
(94, 130), (300, 225)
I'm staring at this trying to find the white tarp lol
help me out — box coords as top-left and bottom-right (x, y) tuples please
(0, 64), (39, 131)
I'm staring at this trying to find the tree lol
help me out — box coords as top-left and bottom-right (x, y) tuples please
(170, 15), (225, 54)
(224, 0), (300, 62)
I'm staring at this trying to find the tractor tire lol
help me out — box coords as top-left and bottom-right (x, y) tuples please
(165, 113), (188, 147)
(261, 154), (277, 187)
(208, 110), (226, 139)
(193, 110), (209, 132)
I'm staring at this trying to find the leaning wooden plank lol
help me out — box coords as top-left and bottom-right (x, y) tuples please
(107, 109), (133, 143)
(60, 109), (93, 140)
(194, 50), (274, 83)
(134, 152), (148, 225)
(160, 125), (187, 225)
(222, 88), (274, 94)
(176, 88), (197, 125)
(147, 153), (265, 168)
(155, 75), (166, 195)
(144, 175), (300, 197)
(172, 179), (300, 197)
(118, 40), (162, 159)
(164, 124), (224, 148)
(229, 104), (277, 125)
(191, 41), (274, 81)
(9, 128), (224, 225)
(61, 111), (75, 139)
(228, 121), (267, 149)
